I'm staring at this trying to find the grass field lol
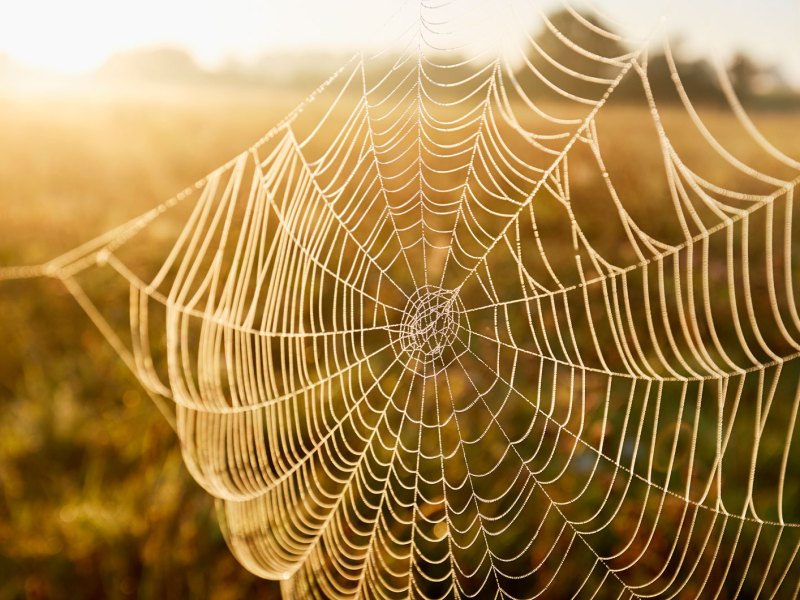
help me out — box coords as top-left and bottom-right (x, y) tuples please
(2, 77), (800, 599)
(0, 82), (302, 599)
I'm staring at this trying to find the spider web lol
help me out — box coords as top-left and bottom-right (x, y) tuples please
(3, 0), (800, 597)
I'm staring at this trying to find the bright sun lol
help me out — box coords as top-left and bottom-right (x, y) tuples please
(0, 2), (126, 74)
(8, 44), (110, 75)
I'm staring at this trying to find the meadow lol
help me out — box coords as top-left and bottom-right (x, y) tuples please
(2, 75), (800, 599)
(0, 82), (298, 599)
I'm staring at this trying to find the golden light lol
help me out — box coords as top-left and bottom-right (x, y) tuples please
(0, 1), (126, 74)
(0, 0), (796, 84)
(0, 0), (393, 77)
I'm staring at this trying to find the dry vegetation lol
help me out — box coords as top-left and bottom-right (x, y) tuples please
(0, 83), (301, 599)
(1, 77), (800, 599)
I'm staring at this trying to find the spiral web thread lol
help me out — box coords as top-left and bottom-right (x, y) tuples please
(3, 0), (800, 597)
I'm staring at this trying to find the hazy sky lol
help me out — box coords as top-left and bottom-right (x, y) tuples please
(1, 0), (798, 82)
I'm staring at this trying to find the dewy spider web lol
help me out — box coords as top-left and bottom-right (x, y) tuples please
(3, 0), (800, 597)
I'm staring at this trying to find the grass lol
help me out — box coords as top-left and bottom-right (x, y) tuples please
(1, 77), (800, 598)
(0, 82), (298, 599)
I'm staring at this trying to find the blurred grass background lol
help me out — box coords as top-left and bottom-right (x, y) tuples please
(0, 84), (302, 599)
(1, 12), (800, 597)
